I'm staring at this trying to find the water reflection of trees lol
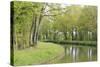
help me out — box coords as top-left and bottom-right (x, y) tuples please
(63, 45), (96, 62)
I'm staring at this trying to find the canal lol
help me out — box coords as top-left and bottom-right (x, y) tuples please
(56, 44), (97, 63)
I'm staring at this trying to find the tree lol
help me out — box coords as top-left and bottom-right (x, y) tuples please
(13, 1), (34, 49)
(77, 6), (97, 41)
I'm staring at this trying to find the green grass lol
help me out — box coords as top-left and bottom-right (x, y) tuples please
(14, 42), (64, 66)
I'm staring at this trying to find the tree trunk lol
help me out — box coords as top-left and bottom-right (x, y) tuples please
(29, 15), (37, 46)
(35, 13), (43, 45)
(29, 7), (44, 47)
(63, 32), (67, 40)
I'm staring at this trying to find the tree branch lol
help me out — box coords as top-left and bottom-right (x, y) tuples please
(43, 14), (57, 16)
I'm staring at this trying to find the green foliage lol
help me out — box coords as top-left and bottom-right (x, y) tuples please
(78, 6), (97, 32)
(13, 1), (44, 48)
(12, 1), (97, 49)
(39, 5), (97, 41)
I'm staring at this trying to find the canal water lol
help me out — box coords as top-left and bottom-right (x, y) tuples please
(57, 45), (97, 63)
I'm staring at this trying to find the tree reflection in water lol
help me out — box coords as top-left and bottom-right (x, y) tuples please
(62, 45), (96, 63)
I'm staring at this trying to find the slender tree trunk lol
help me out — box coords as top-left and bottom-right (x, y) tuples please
(29, 15), (37, 46)
(35, 13), (43, 45)
(33, 16), (40, 46)
(63, 32), (67, 40)
(72, 31), (74, 41)
(79, 31), (81, 41)
(29, 6), (44, 47)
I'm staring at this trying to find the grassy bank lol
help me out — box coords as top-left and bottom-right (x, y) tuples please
(14, 42), (64, 66)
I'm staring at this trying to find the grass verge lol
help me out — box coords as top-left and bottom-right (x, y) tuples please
(14, 42), (64, 66)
